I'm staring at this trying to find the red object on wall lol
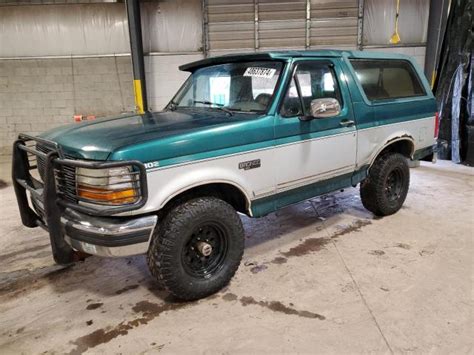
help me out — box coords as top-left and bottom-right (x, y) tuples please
(73, 115), (96, 122)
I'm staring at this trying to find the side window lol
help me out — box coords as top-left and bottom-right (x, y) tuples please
(281, 62), (342, 117)
(350, 59), (426, 101)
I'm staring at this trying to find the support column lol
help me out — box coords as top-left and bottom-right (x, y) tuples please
(357, 0), (365, 50)
(254, 0), (259, 51)
(126, 0), (148, 114)
(424, 0), (449, 86)
(202, 0), (209, 57)
(305, 0), (311, 49)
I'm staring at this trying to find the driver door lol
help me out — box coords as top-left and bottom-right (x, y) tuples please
(273, 58), (357, 208)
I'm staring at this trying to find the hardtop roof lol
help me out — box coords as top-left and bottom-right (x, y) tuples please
(179, 50), (414, 72)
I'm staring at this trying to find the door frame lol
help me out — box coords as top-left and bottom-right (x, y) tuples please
(270, 57), (358, 209)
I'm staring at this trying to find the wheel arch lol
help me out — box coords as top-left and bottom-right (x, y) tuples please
(369, 136), (415, 169)
(159, 180), (252, 216)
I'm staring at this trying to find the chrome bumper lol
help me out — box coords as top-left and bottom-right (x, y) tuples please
(60, 208), (157, 257)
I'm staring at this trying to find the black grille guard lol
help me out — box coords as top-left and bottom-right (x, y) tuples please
(12, 133), (148, 264)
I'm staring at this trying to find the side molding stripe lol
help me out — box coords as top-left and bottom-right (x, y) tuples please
(146, 116), (433, 172)
(250, 165), (369, 217)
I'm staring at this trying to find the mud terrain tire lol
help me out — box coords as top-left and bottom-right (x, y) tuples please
(360, 153), (410, 216)
(147, 197), (244, 301)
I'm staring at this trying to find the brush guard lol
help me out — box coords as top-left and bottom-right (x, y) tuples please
(12, 134), (148, 265)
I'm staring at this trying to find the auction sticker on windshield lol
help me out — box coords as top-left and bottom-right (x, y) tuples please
(243, 67), (276, 78)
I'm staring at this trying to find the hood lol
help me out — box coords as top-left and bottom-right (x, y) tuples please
(40, 110), (270, 162)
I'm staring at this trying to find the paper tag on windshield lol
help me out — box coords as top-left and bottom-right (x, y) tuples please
(243, 67), (276, 78)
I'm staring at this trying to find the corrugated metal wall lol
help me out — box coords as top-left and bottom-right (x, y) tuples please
(0, 0), (119, 4)
(0, 1), (202, 58)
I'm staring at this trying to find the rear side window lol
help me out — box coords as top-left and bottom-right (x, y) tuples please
(350, 59), (426, 101)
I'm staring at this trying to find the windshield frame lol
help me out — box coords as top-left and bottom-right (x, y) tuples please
(167, 60), (287, 115)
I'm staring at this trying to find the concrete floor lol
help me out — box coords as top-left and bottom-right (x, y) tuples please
(0, 161), (472, 354)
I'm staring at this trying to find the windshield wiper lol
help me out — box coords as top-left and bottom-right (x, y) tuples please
(193, 100), (233, 116)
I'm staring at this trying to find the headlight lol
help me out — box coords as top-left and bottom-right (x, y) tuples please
(76, 166), (140, 205)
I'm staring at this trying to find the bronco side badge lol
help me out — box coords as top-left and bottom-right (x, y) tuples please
(238, 159), (261, 170)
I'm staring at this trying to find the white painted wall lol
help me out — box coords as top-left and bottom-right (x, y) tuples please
(145, 54), (204, 111)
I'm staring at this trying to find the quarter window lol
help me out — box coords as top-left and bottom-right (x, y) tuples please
(350, 59), (426, 101)
(281, 62), (342, 117)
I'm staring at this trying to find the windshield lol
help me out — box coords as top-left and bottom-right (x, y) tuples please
(170, 61), (283, 113)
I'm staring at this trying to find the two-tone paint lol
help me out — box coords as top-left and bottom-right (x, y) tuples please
(39, 50), (437, 219)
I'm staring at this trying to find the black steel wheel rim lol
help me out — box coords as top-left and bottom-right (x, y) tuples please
(385, 168), (404, 202)
(181, 222), (229, 278)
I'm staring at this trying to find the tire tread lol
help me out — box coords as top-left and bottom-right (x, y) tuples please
(147, 197), (244, 301)
(360, 153), (410, 216)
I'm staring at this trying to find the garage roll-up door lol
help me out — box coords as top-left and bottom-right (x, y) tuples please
(310, 1), (358, 46)
(206, 0), (359, 54)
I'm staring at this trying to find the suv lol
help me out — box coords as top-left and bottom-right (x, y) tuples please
(13, 50), (437, 300)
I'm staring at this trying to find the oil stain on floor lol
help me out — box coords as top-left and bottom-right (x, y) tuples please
(67, 289), (326, 354)
(115, 284), (139, 295)
(85, 303), (103, 311)
(68, 300), (191, 355)
(271, 219), (372, 263)
(0, 265), (73, 299)
(222, 293), (325, 320)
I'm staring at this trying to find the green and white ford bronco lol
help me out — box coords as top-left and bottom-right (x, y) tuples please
(13, 50), (438, 300)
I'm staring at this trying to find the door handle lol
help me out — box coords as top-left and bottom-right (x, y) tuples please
(339, 119), (355, 127)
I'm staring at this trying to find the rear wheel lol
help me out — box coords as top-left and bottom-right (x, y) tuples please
(147, 196), (244, 301)
(360, 153), (410, 216)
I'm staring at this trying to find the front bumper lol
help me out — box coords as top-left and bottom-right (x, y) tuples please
(32, 199), (157, 257)
(62, 208), (157, 257)
(12, 134), (152, 263)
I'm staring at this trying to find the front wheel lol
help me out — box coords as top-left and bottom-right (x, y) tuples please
(360, 153), (410, 216)
(147, 197), (244, 301)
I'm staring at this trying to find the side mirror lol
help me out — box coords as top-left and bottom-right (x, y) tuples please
(310, 98), (341, 118)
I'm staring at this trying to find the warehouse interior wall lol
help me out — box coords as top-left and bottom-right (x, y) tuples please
(0, 1), (202, 158)
(140, 0), (203, 111)
(0, 1), (202, 57)
(0, 4), (131, 57)
(0, 57), (135, 157)
(145, 54), (204, 112)
(0, 0), (430, 159)
(363, 0), (429, 45)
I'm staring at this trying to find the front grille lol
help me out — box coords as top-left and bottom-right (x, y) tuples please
(35, 143), (78, 203)
(35, 143), (50, 181)
(55, 163), (78, 203)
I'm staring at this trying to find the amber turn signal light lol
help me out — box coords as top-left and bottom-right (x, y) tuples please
(78, 185), (137, 204)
